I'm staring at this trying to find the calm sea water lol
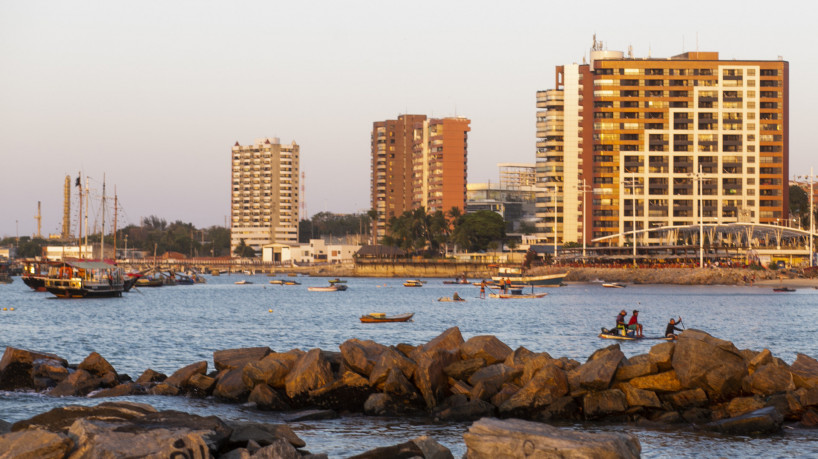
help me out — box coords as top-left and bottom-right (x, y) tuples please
(1, 274), (818, 457)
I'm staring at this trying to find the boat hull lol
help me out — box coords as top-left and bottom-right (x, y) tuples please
(359, 313), (414, 323)
(491, 272), (567, 287)
(490, 293), (548, 299)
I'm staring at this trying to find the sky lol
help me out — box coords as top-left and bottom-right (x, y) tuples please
(1, 0), (816, 238)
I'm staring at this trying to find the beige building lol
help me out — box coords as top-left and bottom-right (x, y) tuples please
(536, 37), (789, 247)
(230, 138), (300, 254)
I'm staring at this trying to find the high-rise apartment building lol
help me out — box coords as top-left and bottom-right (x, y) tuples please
(230, 138), (299, 254)
(536, 38), (788, 247)
(370, 115), (470, 240)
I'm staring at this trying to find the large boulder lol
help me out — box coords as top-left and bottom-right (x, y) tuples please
(369, 347), (417, 388)
(243, 353), (297, 390)
(499, 363), (568, 416)
(383, 367), (422, 402)
(616, 383), (661, 408)
(435, 395), (496, 422)
(12, 401), (157, 432)
(0, 428), (74, 458)
(671, 330), (747, 400)
(663, 388), (708, 409)
(31, 359), (70, 391)
(213, 369), (251, 401)
(48, 369), (103, 397)
(567, 344), (625, 393)
(0, 347), (69, 391)
(248, 384), (291, 411)
(340, 339), (389, 377)
(504, 346), (537, 369)
(308, 371), (372, 411)
(583, 389), (629, 418)
(649, 342), (675, 372)
(68, 418), (213, 458)
(791, 353), (818, 389)
(746, 362), (795, 395)
(520, 353), (555, 387)
(413, 349), (460, 409)
(463, 417), (640, 458)
(284, 349), (334, 400)
(460, 336), (512, 365)
(135, 368), (167, 385)
(78, 352), (118, 381)
(443, 358), (486, 382)
(467, 364), (521, 389)
(164, 361), (208, 389)
(213, 347), (272, 372)
(629, 370), (683, 393)
(726, 396), (766, 418)
(420, 327), (464, 354)
(614, 354), (657, 382)
(699, 406), (784, 435)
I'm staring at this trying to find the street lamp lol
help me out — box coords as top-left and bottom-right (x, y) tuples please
(798, 168), (816, 267)
(689, 166), (705, 268)
(622, 175), (638, 267)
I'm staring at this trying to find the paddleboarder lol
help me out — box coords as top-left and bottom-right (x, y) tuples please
(665, 317), (683, 339)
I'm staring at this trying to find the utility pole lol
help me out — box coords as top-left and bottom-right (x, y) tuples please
(810, 168), (815, 267)
(553, 184), (558, 263)
(577, 178), (591, 259)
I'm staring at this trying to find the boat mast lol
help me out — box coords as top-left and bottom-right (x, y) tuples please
(113, 186), (118, 262)
(101, 174), (106, 262)
(84, 177), (89, 259)
(77, 172), (83, 258)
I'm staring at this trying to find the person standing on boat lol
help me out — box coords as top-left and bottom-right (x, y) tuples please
(479, 280), (486, 299)
(627, 310), (643, 337)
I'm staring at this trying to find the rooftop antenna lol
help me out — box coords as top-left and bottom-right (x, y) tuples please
(628, 45), (633, 58)
(35, 201), (42, 238)
(648, 43), (651, 58)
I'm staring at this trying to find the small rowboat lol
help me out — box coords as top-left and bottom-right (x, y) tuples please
(308, 286), (341, 292)
(403, 280), (424, 287)
(359, 312), (414, 323)
(269, 280), (284, 285)
(328, 278), (347, 284)
(602, 282), (626, 288)
(234, 280), (253, 285)
(773, 287), (795, 292)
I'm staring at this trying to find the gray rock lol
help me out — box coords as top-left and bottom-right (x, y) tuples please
(348, 439), (425, 459)
(583, 389), (629, 418)
(568, 344), (625, 393)
(0, 347), (68, 391)
(214, 347), (272, 372)
(413, 348), (460, 409)
(248, 384), (290, 411)
(213, 368), (251, 401)
(463, 417), (641, 458)
(164, 361), (208, 388)
(284, 349), (334, 400)
(412, 435), (454, 459)
(284, 409), (338, 422)
(340, 339), (390, 376)
(699, 406), (784, 435)
(671, 329), (747, 400)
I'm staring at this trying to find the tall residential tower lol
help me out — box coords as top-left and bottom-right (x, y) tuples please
(536, 38), (788, 247)
(230, 138), (300, 254)
(371, 115), (470, 241)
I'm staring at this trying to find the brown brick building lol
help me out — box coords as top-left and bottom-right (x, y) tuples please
(371, 115), (471, 240)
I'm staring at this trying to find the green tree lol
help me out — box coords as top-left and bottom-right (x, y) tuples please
(789, 185), (809, 229)
(451, 210), (506, 252)
(233, 238), (256, 258)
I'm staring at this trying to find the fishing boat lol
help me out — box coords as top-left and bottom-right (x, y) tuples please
(403, 279), (424, 287)
(283, 280), (301, 286)
(44, 260), (126, 298)
(328, 278), (347, 284)
(773, 287), (796, 292)
(602, 282), (626, 288)
(359, 312), (414, 323)
(269, 279), (284, 285)
(491, 266), (568, 287)
(135, 275), (164, 287)
(21, 259), (57, 291)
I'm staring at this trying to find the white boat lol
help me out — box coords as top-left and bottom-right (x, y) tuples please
(234, 280), (253, 285)
(308, 286), (340, 292)
(602, 282), (626, 288)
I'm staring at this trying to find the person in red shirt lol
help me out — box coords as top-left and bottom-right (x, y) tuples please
(628, 310), (643, 337)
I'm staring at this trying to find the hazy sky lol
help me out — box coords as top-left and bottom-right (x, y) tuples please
(2, 1), (816, 238)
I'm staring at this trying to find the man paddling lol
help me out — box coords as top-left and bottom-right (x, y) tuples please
(665, 317), (683, 339)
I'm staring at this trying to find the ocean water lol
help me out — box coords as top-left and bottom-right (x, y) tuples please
(1, 274), (817, 457)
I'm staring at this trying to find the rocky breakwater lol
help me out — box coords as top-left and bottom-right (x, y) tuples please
(2, 328), (818, 455)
